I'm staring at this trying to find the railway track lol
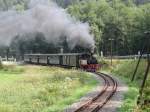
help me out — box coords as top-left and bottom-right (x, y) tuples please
(74, 72), (118, 112)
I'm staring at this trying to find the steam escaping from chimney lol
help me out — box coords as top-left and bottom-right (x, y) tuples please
(0, 0), (95, 51)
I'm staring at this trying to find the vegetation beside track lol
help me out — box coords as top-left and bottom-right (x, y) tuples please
(101, 59), (150, 112)
(0, 65), (98, 112)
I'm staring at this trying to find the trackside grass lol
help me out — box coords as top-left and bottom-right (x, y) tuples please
(0, 65), (98, 112)
(101, 59), (150, 112)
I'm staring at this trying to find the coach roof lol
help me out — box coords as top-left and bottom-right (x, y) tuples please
(24, 53), (87, 56)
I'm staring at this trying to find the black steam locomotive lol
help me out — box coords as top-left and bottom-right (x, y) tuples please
(24, 53), (100, 72)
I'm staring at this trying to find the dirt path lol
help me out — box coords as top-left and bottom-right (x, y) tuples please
(65, 72), (128, 112)
(99, 73), (128, 112)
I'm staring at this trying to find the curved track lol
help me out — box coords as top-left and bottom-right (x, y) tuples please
(74, 72), (118, 112)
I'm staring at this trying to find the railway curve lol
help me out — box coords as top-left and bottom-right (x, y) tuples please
(69, 72), (118, 112)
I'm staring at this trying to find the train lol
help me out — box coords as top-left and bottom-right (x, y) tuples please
(24, 53), (100, 72)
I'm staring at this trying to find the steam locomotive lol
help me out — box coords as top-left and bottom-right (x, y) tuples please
(24, 53), (100, 72)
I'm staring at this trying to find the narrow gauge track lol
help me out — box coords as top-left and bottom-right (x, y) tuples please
(74, 72), (118, 112)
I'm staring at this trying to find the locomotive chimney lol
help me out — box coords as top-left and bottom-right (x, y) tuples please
(90, 46), (95, 54)
(60, 48), (64, 54)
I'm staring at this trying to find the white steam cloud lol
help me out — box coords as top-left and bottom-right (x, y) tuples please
(0, 0), (95, 50)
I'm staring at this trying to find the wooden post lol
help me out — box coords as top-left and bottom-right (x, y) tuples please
(131, 49), (144, 81)
(132, 31), (150, 81)
(138, 31), (150, 104)
(139, 54), (150, 97)
(6, 47), (9, 61)
(109, 38), (114, 66)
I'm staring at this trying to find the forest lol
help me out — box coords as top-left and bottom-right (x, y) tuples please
(68, 0), (150, 56)
(0, 0), (149, 58)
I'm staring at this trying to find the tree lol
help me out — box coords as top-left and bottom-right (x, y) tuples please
(68, 0), (150, 55)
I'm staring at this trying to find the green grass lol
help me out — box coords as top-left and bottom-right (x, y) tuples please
(101, 59), (150, 112)
(0, 65), (98, 112)
(0, 65), (24, 74)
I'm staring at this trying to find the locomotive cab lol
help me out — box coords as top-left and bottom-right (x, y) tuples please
(80, 53), (100, 72)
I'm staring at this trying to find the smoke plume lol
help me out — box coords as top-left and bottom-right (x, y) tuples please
(0, 0), (95, 50)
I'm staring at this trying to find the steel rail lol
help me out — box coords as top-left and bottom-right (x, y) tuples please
(74, 72), (118, 112)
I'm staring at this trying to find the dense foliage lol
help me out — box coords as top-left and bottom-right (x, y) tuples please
(0, 0), (79, 10)
(0, 0), (149, 10)
(68, 0), (150, 55)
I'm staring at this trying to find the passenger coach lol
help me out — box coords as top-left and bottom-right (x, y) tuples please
(24, 53), (100, 72)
